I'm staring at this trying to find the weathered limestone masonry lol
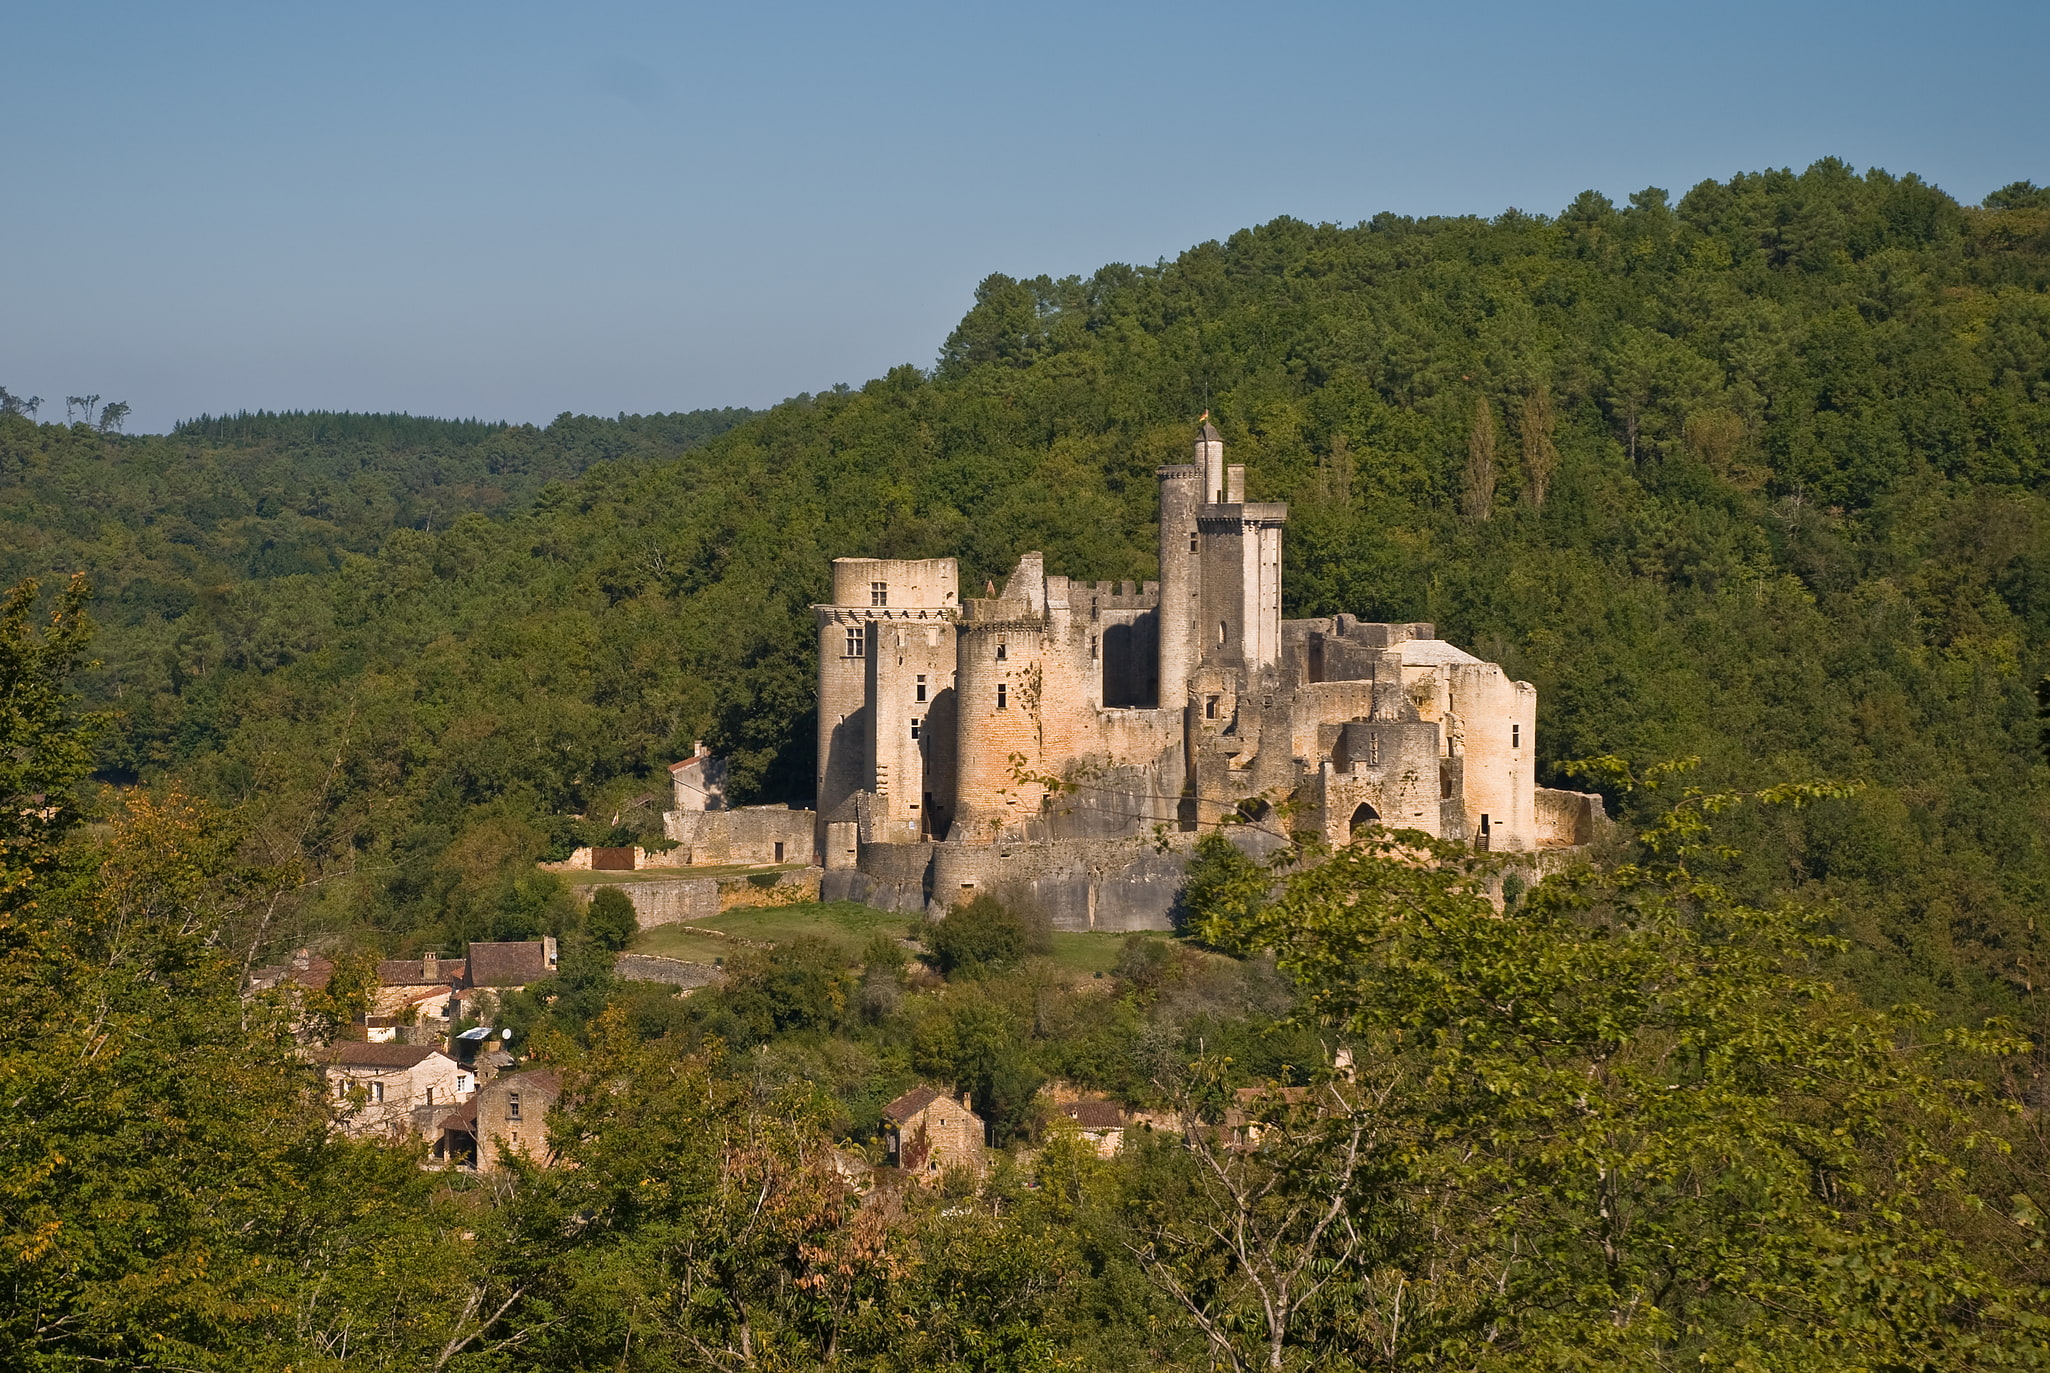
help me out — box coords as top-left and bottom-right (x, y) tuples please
(817, 421), (1607, 929)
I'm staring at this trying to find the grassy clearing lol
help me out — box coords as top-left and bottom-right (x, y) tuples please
(632, 901), (912, 963)
(1045, 931), (1165, 976)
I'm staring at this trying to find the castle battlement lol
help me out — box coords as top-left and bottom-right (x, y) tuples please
(813, 422), (1602, 929)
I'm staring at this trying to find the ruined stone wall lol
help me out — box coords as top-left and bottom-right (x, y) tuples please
(662, 807), (815, 866)
(1535, 787), (1609, 847)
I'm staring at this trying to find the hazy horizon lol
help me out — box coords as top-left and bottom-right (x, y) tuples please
(5, 0), (2045, 434)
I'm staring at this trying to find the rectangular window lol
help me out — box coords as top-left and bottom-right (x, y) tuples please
(915, 674), (927, 702)
(870, 581), (888, 606)
(844, 627), (863, 658)
(910, 718), (921, 739)
(425, 1086), (435, 1107)
(370, 1081), (384, 1104)
(508, 1092), (522, 1121)
(1511, 724), (1520, 748)
(996, 683), (1008, 710)
(773, 841), (785, 862)
(1205, 696), (1218, 720)
(1089, 634), (1098, 660)
(1189, 533), (1199, 552)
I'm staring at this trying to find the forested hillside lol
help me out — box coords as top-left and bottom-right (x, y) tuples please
(7, 158), (2050, 1370)
(8, 161), (2050, 1019)
(0, 405), (753, 779)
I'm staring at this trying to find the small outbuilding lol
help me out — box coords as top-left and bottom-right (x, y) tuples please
(882, 1085), (985, 1179)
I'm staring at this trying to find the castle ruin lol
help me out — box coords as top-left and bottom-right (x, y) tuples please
(812, 422), (1601, 929)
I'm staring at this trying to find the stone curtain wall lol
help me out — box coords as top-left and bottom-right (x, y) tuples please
(572, 869), (823, 929)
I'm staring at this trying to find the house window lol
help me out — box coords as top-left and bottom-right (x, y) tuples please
(996, 683), (1008, 710)
(910, 718), (921, 739)
(773, 841), (785, 862)
(844, 627), (863, 658)
(508, 1092), (522, 1121)
(370, 1081), (384, 1104)
(1205, 696), (1218, 720)
(870, 581), (888, 606)
(425, 1086), (435, 1107)
(1512, 724), (1520, 748)
(915, 673), (927, 702)
(995, 638), (1007, 662)
(1189, 533), (1198, 552)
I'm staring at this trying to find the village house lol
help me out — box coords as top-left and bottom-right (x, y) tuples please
(460, 1068), (563, 1171)
(882, 1085), (986, 1179)
(246, 947), (335, 996)
(371, 951), (465, 1020)
(367, 937), (558, 1029)
(318, 1042), (471, 1141)
(1059, 1099), (1128, 1157)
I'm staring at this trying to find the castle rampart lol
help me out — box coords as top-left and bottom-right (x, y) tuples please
(811, 422), (1598, 930)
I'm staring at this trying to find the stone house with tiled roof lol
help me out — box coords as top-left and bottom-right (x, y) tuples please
(318, 1042), (470, 1141)
(367, 937), (558, 1028)
(1059, 1099), (1128, 1157)
(469, 1068), (563, 1171)
(882, 1085), (985, 1179)
(371, 952), (467, 1019)
(247, 947), (335, 995)
(465, 937), (558, 990)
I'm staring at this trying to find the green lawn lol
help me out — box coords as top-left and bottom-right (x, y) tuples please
(1046, 931), (1168, 976)
(633, 901), (911, 963)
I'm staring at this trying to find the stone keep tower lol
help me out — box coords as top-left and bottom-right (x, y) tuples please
(814, 557), (960, 852)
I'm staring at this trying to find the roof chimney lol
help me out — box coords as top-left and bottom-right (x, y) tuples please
(422, 951), (438, 977)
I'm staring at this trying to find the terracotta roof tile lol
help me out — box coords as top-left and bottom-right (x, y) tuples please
(882, 1085), (944, 1121)
(1062, 1100), (1126, 1129)
(466, 941), (554, 988)
(376, 958), (465, 986)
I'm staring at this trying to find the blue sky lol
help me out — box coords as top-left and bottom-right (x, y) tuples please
(3, 0), (2045, 433)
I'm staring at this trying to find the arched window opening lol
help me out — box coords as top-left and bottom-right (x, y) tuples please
(1349, 803), (1380, 834)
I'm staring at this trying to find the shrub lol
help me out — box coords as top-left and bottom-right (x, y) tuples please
(584, 886), (638, 951)
(925, 895), (1029, 978)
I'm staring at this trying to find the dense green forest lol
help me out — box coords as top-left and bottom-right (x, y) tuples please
(5, 160), (2050, 1368)
(12, 159), (2044, 1027)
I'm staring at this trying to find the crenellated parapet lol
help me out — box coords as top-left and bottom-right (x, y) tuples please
(814, 419), (1569, 931)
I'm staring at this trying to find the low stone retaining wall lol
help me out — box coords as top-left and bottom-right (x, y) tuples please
(573, 868), (824, 928)
(614, 954), (722, 988)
